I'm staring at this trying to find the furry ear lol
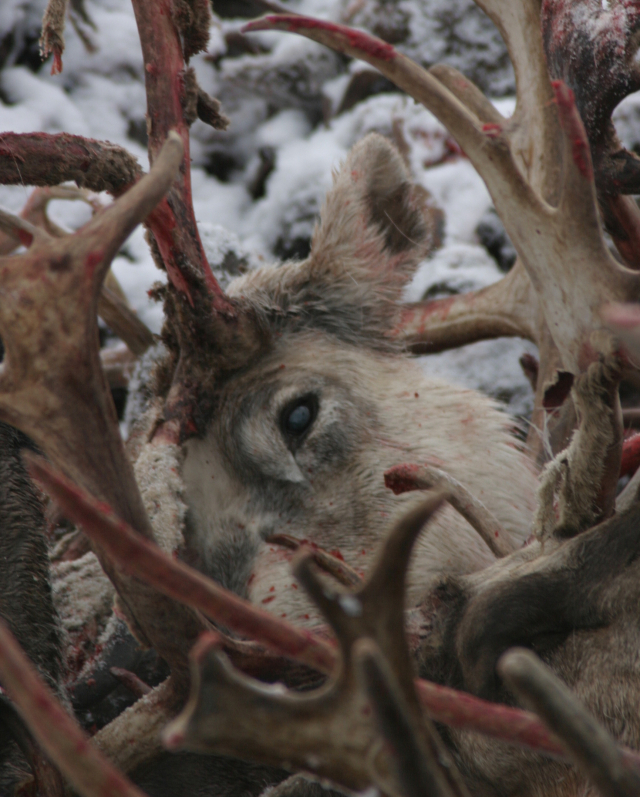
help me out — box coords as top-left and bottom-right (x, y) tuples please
(230, 133), (441, 350)
(311, 132), (438, 287)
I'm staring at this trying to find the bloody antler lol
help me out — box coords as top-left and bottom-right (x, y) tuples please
(0, 132), (142, 195)
(541, 1), (640, 236)
(0, 133), (207, 676)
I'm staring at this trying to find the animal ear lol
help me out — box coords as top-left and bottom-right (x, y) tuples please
(298, 132), (440, 344)
(229, 133), (440, 349)
(311, 132), (436, 277)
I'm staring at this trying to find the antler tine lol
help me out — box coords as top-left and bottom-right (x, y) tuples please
(242, 16), (544, 221)
(0, 133), (181, 529)
(355, 639), (470, 797)
(395, 261), (538, 354)
(0, 208), (47, 247)
(296, 491), (448, 699)
(428, 64), (504, 125)
(164, 633), (382, 794)
(0, 137), (212, 679)
(73, 132), (184, 285)
(498, 648), (640, 797)
(384, 464), (513, 557)
(0, 186), (155, 357)
(475, 0), (562, 197)
(27, 453), (337, 676)
(164, 494), (449, 796)
(0, 616), (149, 797)
(244, 12), (640, 377)
(0, 132), (143, 195)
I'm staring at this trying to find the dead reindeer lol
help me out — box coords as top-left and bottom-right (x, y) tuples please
(1, 0), (640, 795)
(130, 129), (538, 629)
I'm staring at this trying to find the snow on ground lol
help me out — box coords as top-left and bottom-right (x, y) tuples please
(8, 0), (638, 419)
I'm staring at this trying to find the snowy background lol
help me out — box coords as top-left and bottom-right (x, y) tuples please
(2, 0), (640, 421)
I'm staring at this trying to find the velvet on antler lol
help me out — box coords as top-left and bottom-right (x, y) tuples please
(0, 133), (207, 676)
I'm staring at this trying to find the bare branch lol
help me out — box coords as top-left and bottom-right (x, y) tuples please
(499, 648), (640, 797)
(384, 463), (514, 557)
(0, 616), (149, 797)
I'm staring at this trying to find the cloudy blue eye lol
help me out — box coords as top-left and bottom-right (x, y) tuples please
(281, 395), (317, 440)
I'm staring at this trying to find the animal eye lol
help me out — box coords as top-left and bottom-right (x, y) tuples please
(281, 395), (317, 439)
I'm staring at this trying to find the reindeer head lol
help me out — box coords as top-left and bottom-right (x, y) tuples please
(135, 133), (539, 625)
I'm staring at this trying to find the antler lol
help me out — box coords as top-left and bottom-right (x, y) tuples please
(241, 2), (640, 483)
(244, 1), (640, 531)
(0, 185), (155, 357)
(0, 615), (149, 797)
(499, 648), (640, 797)
(0, 134), (207, 683)
(541, 0), (640, 267)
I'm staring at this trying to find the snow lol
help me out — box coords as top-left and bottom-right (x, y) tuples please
(0, 0), (549, 417)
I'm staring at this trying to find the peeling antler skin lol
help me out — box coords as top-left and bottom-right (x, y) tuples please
(0, 132), (142, 195)
(129, 0), (267, 443)
(0, 133), (206, 673)
(541, 0), (640, 266)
